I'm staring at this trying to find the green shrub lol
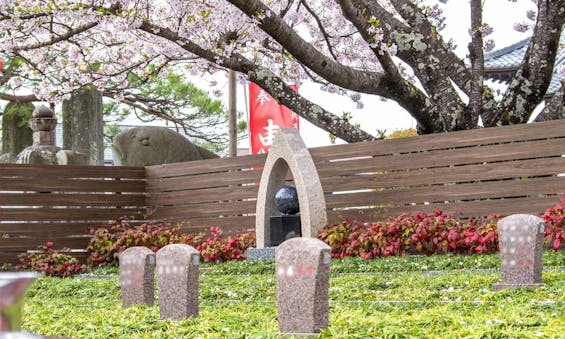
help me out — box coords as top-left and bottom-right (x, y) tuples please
(14, 242), (87, 277)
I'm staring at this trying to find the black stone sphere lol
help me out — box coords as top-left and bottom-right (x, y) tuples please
(274, 185), (300, 215)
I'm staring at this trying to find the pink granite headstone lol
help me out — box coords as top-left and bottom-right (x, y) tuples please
(156, 244), (200, 320)
(275, 237), (331, 334)
(493, 214), (545, 291)
(119, 246), (156, 308)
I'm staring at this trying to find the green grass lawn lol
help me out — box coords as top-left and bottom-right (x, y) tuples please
(23, 251), (565, 338)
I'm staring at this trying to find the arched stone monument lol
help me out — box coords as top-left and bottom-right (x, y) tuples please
(254, 128), (327, 249)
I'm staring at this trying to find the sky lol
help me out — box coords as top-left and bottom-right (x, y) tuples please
(122, 1), (537, 149)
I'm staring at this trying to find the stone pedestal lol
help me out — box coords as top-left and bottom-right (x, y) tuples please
(270, 215), (301, 246)
(246, 247), (276, 261)
(156, 244), (200, 320)
(275, 238), (331, 334)
(119, 247), (156, 308)
(493, 214), (545, 291)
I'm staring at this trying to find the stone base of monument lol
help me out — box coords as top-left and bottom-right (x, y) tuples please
(492, 283), (543, 291)
(246, 247), (276, 260)
(0, 331), (44, 338)
(270, 215), (301, 246)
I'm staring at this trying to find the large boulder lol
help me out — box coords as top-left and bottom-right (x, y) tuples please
(112, 126), (219, 166)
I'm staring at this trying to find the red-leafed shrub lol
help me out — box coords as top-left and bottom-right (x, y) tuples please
(544, 193), (565, 251)
(87, 220), (255, 266)
(197, 226), (256, 262)
(317, 219), (366, 258)
(318, 211), (502, 259)
(86, 218), (202, 267)
(464, 214), (500, 254)
(15, 242), (87, 277)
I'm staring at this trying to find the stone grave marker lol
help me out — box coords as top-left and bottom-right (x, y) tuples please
(493, 214), (545, 291)
(62, 86), (104, 165)
(119, 246), (156, 308)
(156, 244), (200, 320)
(275, 237), (331, 334)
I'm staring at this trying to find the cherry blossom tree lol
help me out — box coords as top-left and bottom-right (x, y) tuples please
(0, 0), (563, 142)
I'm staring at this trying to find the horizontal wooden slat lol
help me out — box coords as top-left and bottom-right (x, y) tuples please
(309, 119), (565, 161)
(0, 163), (145, 179)
(327, 196), (558, 223)
(321, 157), (565, 192)
(147, 185), (258, 206)
(0, 177), (145, 193)
(324, 176), (565, 208)
(154, 215), (256, 234)
(315, 138), (564, 177)
(146, 154), (267, 178)
(0, 208), (147, 221)
(153, 200), (256, 219)
(0, 221), (144, 234)
(0, 193), (145, 207)
(0, 237), (91, 250)
(0, 252), (22, 265)
(147, 170), (261, 192)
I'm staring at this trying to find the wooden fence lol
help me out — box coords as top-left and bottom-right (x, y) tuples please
(0, 164), (146, 264)
(1, 119), (565, 263)
(147, 119), (565, 233)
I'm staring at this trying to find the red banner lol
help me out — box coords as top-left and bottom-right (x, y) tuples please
(248, 82), (299, 154)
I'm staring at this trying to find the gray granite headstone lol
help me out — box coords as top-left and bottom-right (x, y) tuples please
(119, 247), (156, 308)
(493, 214), (545, 291)
(275, 237), (331, 334)
(156, 244), (200, 320)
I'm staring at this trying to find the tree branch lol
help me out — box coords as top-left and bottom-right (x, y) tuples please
(534, 79), (565, 122)
(466, 0), (484, 129)
(298, 0), (338, 61)
(224, 0), (392, 97)
(12, 21), (98, 52)
(337, 0), (438, 133)
(486, 1), (565, 126)
(138, 20), (376, 142)
(0, 92), (37, 102)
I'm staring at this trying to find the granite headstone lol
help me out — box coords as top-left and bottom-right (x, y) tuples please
(493, 214), (545, 291)
(275, 237), (331, 334)
(156, 244), (200, 320)
(119, 246), (156, 308)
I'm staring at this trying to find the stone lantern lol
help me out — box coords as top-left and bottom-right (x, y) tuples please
(15, 106), (86, 165)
